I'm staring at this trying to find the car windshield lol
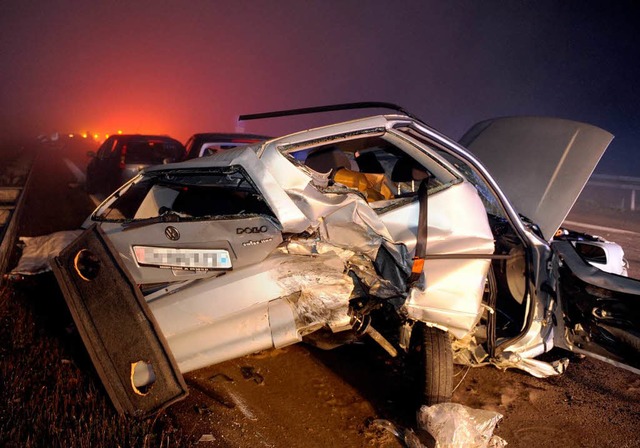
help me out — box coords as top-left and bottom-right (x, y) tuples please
(124, 140), (184, 164)
(93, 166), (275, 222)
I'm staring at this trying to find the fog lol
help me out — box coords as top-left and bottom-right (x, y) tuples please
(1, 1), (638, 174)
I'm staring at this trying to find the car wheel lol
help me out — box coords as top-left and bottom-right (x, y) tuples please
(418, 324), (453, 405)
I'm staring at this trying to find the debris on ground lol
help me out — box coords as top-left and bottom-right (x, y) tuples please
(419, 403), (506, 448)
(197, 434), (216, 443)
(240, 366), (264, 384)
(10, 230), (81, 275)
(371, 402), (507, 448)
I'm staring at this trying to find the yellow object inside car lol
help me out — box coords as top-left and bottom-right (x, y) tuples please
(333, 168), (395, 202)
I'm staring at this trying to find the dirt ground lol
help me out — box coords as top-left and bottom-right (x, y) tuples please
(2, 142), (640, 447)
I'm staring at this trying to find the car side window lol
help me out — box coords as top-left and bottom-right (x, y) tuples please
(96, 137), (117, 159)
(287, 135), (455, 204)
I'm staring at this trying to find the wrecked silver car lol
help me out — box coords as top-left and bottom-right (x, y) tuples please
(52, 103), (640, 417)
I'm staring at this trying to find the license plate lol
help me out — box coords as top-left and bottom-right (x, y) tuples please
(133, 246), (232, 270)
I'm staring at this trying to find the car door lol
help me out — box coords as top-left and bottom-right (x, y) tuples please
(86, 136), (118, 193)
(552, 240), (640, 373)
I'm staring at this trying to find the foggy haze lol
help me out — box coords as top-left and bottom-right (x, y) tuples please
(1, 1), (638, 174)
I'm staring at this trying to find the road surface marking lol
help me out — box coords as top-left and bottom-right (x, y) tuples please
(226, 390), (258, 421)
(63, 158), (86, 183)
(563, 220), (640, 236)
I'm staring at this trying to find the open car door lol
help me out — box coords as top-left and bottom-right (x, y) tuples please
(552, 240), (640, 373)
(52, 225), (189, 417)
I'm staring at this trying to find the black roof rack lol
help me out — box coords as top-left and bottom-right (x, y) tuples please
(238, 102), (418, 121)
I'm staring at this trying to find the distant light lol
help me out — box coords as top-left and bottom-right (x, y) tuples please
(105, 134), (110, 139)
(93, 133), (99, 139)
(82, 132), (88, 138)
(117, 130), (123, 135)
(68, 133), (75, 138)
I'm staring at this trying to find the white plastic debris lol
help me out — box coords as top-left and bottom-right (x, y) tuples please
(418, 403), (507, 448)
(197, 434), (215, 443)
(11, 230), (82, 275)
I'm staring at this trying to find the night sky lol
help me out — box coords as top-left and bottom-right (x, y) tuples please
(1, 1), (638, 174)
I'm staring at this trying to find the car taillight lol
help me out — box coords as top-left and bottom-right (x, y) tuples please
(133, 246), (232, 270)
(119, 144), (127, 169)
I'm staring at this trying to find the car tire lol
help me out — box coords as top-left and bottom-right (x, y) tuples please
(418, 324), (453, 405)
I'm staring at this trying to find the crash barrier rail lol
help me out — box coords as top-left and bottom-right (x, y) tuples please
(0, 153), (34, 287)
(584, 174), (640, 212)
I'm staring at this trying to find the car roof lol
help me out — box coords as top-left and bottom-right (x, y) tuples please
(187, 132), (270, 141)
(112, 134), (183, 143)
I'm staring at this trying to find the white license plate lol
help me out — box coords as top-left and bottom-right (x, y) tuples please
(133, 246), (232, 270)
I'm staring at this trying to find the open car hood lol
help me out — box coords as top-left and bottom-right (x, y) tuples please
(460, 117), (613, 240)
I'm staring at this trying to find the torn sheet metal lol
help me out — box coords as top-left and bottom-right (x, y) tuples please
(148, 248), (356, 373)
(452, 322), (568, 378)
(148, 232), (411, 374)
(491, 352), (569, 377)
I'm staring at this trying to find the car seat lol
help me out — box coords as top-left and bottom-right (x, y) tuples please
(391, 156), (433, 194)
(355, 151), (385, 174)
(304, 146), (351, 174)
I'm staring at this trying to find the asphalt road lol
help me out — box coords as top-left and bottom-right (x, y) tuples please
(10, 141), (640, 447)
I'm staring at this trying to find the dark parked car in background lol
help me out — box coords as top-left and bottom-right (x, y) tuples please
(85, 134), (185, 196)
(183, 132), (270, 160)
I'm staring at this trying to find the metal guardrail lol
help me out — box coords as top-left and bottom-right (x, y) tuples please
(0, 157), (34, 286)
(586, 174), (640, 211)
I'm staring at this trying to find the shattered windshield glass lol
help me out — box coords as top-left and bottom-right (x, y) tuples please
(94, 166), (275, 222)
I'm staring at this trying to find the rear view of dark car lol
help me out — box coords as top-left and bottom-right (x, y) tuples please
(86, 135), (185, 196)
(183, 133), (270, 160)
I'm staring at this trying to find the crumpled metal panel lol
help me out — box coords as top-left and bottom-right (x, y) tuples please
(149, 148), (313, 233)
(394, 182), (495, 339)
(148, 249), (355, 373)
